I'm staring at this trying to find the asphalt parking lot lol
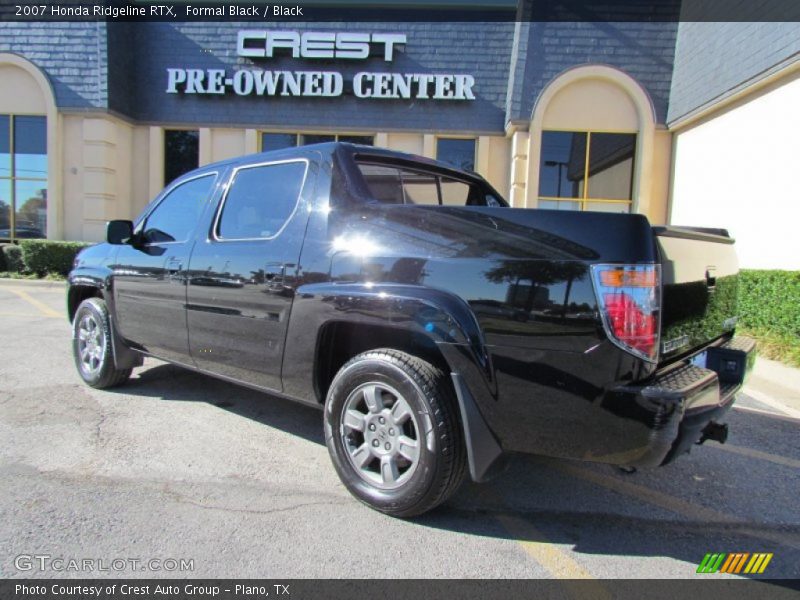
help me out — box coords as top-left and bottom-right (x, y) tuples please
(1, 280), (799, 582)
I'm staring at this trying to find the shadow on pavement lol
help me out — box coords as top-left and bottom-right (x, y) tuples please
(111, 362), (325, 446)
(109, 361), (800, 580)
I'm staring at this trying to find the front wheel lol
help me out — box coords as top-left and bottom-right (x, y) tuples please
(72, 297), (132, 389)
(324, 349), (466, 517)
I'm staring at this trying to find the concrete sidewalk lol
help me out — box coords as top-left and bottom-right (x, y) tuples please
(745, 357), (800, 417)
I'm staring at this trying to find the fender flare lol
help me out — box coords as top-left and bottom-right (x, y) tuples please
(68, 269), (143, 371)
(285, 282), (505, 482)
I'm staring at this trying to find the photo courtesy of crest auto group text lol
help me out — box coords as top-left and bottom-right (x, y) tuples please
(1, 0), (799, 598)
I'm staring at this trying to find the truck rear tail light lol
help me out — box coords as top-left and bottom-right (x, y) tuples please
(591, 264), (661, 362)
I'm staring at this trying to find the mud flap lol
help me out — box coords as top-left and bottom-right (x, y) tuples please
(451, 373), (506, 483)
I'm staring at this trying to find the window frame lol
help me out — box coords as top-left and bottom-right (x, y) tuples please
(537, 128), (637, 212)
(0, 113), (48, 241)
(260, 131), (375, 152)
(137, 171), (219, 246)
(211, 158), (310, 243)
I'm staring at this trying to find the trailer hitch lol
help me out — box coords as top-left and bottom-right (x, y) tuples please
(697, 421), (728, 445)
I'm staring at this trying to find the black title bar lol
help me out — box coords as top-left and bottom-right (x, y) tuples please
(2, 0), (800, 22)
(2, 579), (800, 600)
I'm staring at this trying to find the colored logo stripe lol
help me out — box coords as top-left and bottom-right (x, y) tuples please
(744, 553), (773, 574)
(697, 553), (773, 574)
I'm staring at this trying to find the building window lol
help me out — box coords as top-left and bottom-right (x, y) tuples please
(164, 129), (199, 186)
(538, 131), (636, 212)
(0, 114), (47, 240)
(436, 137), (476, 172)
(260, 132), (374, 152)
(261, 133), (297, 153)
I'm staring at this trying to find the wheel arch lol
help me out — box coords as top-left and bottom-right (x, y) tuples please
(283, 282), (505, 482)
(67, 276), (143, 371)
(67, 284), (104, 323)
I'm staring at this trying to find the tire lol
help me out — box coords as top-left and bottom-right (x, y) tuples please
(324, 349), (466, 517)
(72, 297), (132, 389)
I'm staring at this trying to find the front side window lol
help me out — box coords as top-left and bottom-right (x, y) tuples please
(143, 174), (215, 244)
(436, 138), (476, 172)
(217, 161), (307, 240)
(0, 115), (47, 240)
(164, 130), (199, 186)
(538, 131), (636, 212)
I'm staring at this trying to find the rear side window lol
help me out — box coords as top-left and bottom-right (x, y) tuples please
(358, 163), (404, 204)
(217, 161), (307, 240)
(440, 177), (470, 206)
(143, 174), (216, 244)
(356, 161), (502, 207)
(401, 170), (439, 205)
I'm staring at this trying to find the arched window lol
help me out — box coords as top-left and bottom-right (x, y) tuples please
(527, 65), (656, 214)
(0, 54), (57, 240)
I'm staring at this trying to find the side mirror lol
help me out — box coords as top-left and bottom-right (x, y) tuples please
(107, 220), (134, 245)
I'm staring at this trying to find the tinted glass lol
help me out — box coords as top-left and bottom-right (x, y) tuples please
(14, 180), (46, 238)
(539, 131), (587, 199)
(14, 116), (47, 181)
(218, 162), (307, 239)
(164, 130), (199, 186)
(0, 179), (10, 238)
(300, 134), (335, 146)
(436, 138), (475, 172)
(338, 135), (374, 146)
(144, 175), (215, 243)
(585, 133), (635, 200)
(262, 133), (297, 152)
(440, 177), (471, 206)
(0, 115), (9, 178)
(401, 170), (439, 205)
(358, 163), (403, 204)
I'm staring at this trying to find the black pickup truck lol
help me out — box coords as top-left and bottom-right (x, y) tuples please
(68, 143), (755, 516)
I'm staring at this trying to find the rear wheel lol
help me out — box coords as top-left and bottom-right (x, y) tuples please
(72, 297), (132, 389)
(324, 349), (466, 517)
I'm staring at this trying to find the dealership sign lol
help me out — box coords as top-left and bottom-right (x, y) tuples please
(165, 31), (476, 101)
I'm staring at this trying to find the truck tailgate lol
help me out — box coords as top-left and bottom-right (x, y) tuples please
(654, 226), (739, 365)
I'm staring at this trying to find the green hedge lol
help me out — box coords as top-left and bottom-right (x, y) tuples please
(0, 244), (25, 273)
(738, 270), (800, 338)
(738, 269), (800, 366)
(18, 240), (93, 276)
